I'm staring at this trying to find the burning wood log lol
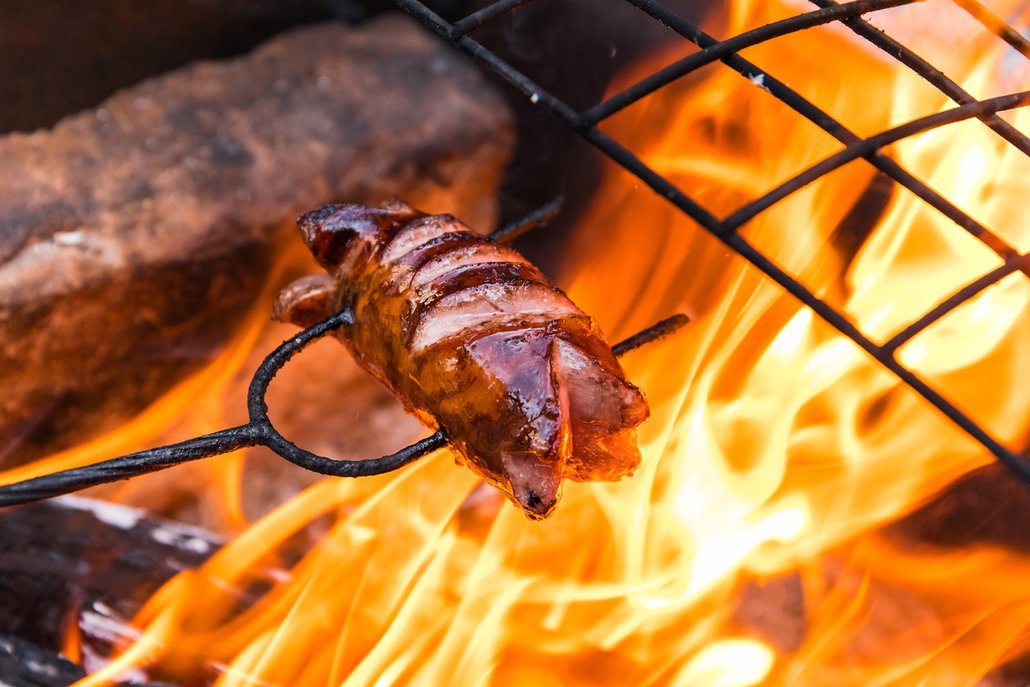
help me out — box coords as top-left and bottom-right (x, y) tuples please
(0, 16), (513, 466)
(0, 497), (219, 685)
(887, 464), (1030, 552)
(0, 633), (92, 687)
(0, 634), (168, 687)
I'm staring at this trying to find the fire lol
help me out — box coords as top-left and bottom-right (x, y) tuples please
(11, 0), (1030, 685)
(674, 639), (775, 687)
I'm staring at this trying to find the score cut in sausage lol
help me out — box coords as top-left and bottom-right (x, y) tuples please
(274, 201), (649, 519)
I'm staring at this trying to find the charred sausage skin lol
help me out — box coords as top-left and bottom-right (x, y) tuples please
(275, 201), (649, 519)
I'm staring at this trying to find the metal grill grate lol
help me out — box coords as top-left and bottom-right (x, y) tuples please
(394, 0), (1030, 481)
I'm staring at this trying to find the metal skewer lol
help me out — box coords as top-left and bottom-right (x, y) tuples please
(0, 200), (688, 508)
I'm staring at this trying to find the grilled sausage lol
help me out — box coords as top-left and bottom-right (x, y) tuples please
(274, 200), (648, 519)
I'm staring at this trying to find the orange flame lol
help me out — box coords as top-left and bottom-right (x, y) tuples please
(47, 1), (1030, 684)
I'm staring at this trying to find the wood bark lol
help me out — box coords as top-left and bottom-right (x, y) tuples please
(0, 497), (218, 685)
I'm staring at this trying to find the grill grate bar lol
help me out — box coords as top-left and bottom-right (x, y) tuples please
(394, 0), (1030, 482)
(951, 0), (1030, 58)
(722, 91), (1030, 231)
(580, 0), (914, 125)
(623, 0), (1021, 258)
(454, 0), (540, 35)
(882, 256), (1030, 354)
(808, 0), (1030, 155)
(721, 231), (1030, 483)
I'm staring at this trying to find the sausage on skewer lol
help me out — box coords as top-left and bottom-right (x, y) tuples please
(274, 201), (648, 519)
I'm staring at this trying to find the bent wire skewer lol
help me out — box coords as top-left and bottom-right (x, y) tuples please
(0, 198), (689, 507)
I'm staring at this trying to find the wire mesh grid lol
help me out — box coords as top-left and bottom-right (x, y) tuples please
(394, 0), (1030, 481)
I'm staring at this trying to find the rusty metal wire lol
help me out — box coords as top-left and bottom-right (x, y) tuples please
(393, 0), (1030, 481)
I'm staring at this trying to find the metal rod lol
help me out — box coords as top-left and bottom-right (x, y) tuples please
(0, 313), (690, 508)
(391, 0), (1030, 484)
(722, 91), (1030, 231)
(581, 0), (915, 125)
(246, 310), (351, 423)
(807, 0), (1030, 156)
(622, 0), (1022, 260)
(882, 256), (1030, 354)
(394, 0), (593, 136)
(489, 195), (564, 244)
(454, 0), (540, 35)
(720, 231), (1030, 483)
(611, 314), (691, 356)
(0, 426), (261, 507)
(394, 0), (724, 232)
(951, 0), (1030, 58)
(261, 425), (449, 478)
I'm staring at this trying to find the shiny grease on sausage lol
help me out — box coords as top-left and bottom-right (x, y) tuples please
(274, 201), (649, 519)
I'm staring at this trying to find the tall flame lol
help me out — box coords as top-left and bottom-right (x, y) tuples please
(54, 1), (1030, 685)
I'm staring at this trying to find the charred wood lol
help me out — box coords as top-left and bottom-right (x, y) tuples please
(0, 497), (219, 682)
(0, 634), (169, 687)
(888, 464), (1030, 551)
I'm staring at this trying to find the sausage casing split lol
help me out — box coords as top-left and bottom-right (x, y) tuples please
(274, 201), (649, 519)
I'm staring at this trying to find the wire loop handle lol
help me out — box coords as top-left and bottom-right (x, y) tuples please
(0, 312), (687, 507)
